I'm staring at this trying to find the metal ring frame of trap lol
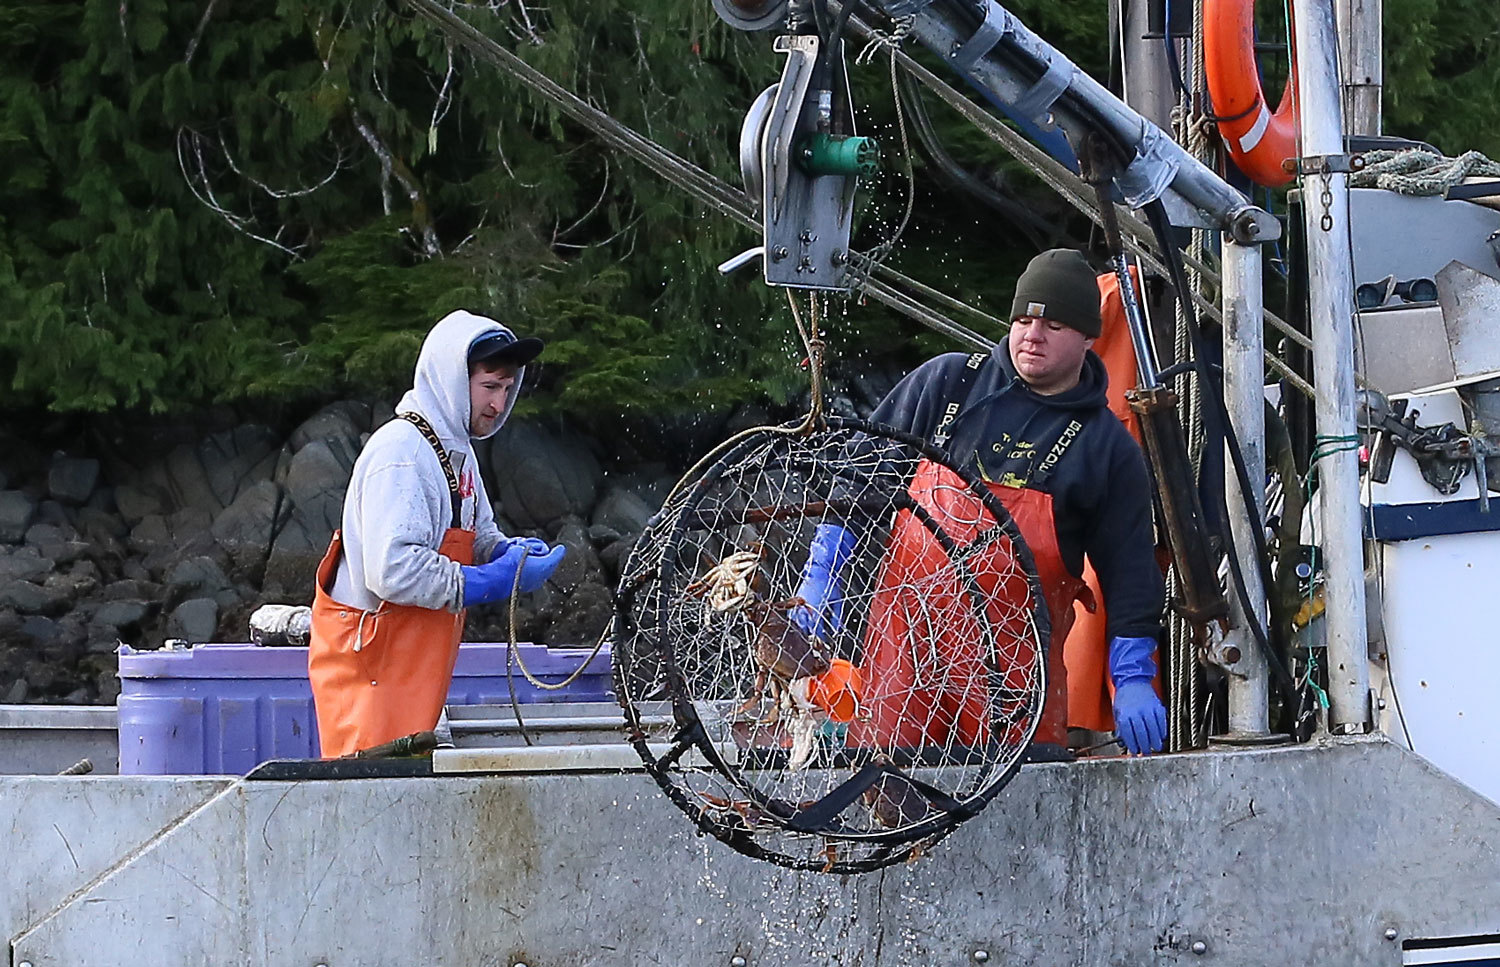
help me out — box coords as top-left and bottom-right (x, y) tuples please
(612, 417), (1053, 873)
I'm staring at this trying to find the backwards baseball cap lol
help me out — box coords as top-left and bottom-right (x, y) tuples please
(1008, 248), (1102, 338)
(468, 329), (545, 368)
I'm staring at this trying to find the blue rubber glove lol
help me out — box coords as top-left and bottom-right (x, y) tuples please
(460, 543), (529, 608)
(514, 542), (565, 594)
(792, 524), (856, 640)
(490, 535), (550, 563)
(1110, 635), (1168, 755)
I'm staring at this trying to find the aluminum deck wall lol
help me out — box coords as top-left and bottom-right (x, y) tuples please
(6, 737), (1499, 966)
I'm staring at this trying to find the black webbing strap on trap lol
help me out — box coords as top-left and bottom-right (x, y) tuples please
(785, 758), (972, 833)
(399, 412), (464, 528)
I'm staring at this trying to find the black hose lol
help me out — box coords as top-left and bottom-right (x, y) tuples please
(811, 0), (833, 90)
(898, 70), (1062, 251)
(824, 0), (861, 77)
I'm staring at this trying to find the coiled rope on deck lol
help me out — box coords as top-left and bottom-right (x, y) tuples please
(1350, 149), (1500, 196)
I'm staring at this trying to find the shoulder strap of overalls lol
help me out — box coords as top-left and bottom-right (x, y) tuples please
(1029, 409), (1089, 487)
(397, 412), (463, 529)
(929, 352), (989, 449)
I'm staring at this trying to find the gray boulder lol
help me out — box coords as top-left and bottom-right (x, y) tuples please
(45, 567), (99, 606)
(605, 466), (676, 508)
(127, 514), (172, 555)
(0, 547), (54, 583)
(166, 597), (219, 643)
(91, 599), (153, 633)
(588, 523), (623, 546)
(0, 580), (70, 615)
(590, 487), (654, 538)
(288, 401), (369, 453)
(166, 507), (217, 554)
(164, 556), (232, 601)
(211, 480), (286, 580)
(0, 491), (37, 544)
(487, 422), (604, 530)
(548, 516), (604, 592)
(198, 425), (281, 510)
(157, 442), (225, 517)
(18, 615), (62, 650)
(48, 455), (100, 505)
(24, 522), (88, 566)
(544, 580), (615, 648)
(282, 439), (356, 531)
(598, 535), (638, 581)
(25, 521), (75, 546)
(101, 579), (163, 602)
(262, 439), (356, 597)
(113, 483), (166, 524)
(75, 506), (127, 542)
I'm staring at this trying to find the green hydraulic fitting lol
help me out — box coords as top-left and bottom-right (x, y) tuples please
(796, 133), (881, 177)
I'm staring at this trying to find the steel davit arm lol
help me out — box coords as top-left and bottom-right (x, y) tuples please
(865, 0), (1279, 243)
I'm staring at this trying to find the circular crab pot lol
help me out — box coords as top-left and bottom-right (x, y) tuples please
(612, 417), (1050, 873)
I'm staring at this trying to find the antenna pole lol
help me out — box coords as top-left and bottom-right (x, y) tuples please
(1334, 0), (1382, 136)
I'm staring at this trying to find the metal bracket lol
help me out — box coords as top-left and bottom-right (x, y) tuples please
(1116, 125), (1182, 209)
(946, 2), (1010, 74)
(767, 35), (819, 223)
(1010, 53), (1073, 125)
(756, 33), (857, 290)
(1281, 152), (1367, 177)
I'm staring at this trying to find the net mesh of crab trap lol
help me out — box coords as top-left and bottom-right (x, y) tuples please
(612, 417), (1051, 873)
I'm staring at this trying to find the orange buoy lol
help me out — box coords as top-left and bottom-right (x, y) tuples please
(1203, 0), (1298, 188)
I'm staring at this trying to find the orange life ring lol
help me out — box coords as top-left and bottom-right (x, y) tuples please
(1203, 0), (1299, 188)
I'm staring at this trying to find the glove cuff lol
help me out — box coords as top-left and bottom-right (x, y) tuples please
(809, 523), (856, 571)
(1108, 635), (1158, 688)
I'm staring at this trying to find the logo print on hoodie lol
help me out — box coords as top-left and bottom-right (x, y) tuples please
(451, 452), (476, 500)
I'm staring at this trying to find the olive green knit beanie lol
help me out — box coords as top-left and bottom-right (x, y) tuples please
(1008, 248), (1102, 338)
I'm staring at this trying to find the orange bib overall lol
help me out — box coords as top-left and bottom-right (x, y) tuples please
(1064, 268), (1150, 732)
(849, 460), (1089, 752)
(307, 412), (474, 758)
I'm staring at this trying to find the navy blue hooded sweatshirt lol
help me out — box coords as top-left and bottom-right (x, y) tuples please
(870, 347), (1164, 641)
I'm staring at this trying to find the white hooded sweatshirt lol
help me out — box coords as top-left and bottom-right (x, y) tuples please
(328, 310), (515, 613)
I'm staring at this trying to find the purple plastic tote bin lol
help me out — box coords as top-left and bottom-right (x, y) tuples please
(117, 640), (613, 775)
(117, 642), (318, 775)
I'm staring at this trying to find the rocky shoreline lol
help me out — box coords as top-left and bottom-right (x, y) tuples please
(0, 365), (905, 705)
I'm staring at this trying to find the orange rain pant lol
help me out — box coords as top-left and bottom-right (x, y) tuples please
(307, 528), (474, 757)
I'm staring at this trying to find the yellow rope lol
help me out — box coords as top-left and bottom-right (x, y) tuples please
(504, 557), (608, 691)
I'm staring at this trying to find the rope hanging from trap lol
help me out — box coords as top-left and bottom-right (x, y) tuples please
(612, 299), (1051, 872)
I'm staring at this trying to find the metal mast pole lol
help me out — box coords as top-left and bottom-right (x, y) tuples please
(1334, 0), (1382, 136)
(1118, 0), (1175, 131)
(1221, 240), (1272, 737)
(1291, 0), (1371, 733)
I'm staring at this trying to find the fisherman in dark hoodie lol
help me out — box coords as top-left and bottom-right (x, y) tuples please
(794, 249), (1168, 758)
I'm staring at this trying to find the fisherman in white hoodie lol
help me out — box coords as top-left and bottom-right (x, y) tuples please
(308, 310), (565, 757)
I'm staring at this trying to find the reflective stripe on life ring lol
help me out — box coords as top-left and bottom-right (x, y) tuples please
(1203, 0), (1298, 187)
